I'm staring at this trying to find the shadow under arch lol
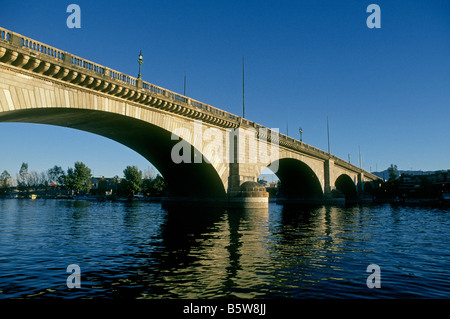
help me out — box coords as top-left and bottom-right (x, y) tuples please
(0, 108), (226, 199)
(263, 158), (323, 202)
(335, 174), (357, 201)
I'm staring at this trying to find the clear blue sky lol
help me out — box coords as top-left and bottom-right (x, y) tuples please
(1, 0), (449, 179)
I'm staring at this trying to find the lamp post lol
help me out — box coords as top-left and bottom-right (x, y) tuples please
(137, 50), (143, 79)
(299, 127), (303, 142)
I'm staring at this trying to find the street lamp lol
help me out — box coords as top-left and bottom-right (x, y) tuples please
(137, 50), (143, 79)
(299, 127), (303, 142)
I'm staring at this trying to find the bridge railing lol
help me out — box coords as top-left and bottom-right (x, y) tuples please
(21, 37), (65, 61)
(190, 100), (208, 110)
(1, 26), (66, 61)
(109, 69), (135, 86)
(142, 81), (166, 96)
(0, 27), (11, 42)
(71, 55), (105, 75)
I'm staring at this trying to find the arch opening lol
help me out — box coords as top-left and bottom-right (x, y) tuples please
(261, 158), (323, 201)
(335, 174), (357, 201)
(0, 108), (227, 199)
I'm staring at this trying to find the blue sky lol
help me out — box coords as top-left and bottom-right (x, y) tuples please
(0, 0), (449, 179)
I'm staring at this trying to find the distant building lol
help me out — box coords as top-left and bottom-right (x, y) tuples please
(258, 175), (279, 188)
(267, 181), (278, 188)
(258, 178), (268, 186)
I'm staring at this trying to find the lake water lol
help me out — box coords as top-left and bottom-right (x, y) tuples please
(0, 199), (449, 299)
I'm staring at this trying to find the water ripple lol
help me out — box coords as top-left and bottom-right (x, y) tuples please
(0, 199), (449, 299)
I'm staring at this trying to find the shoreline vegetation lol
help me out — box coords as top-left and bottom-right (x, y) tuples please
(0, 162), (449, 207)
(369, 164), (449, 208)
(1, 192), (448, 208)
(0, 162), (168, 203)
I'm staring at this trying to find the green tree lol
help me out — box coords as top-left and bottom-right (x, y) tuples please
(0, 170), (11, 194)
(17, 162), (29, 192)
(150, 175), (167, 196)
(65, 161), (92, 195)
(142, 174), (167, 197)
(387, 164), (398, 182)
(142, 178), (152, 196)
(120, 166), (142, 199)
(48, 165), (65, 187)
(97, 177), (108, 197)
(110, 175), (120, 194)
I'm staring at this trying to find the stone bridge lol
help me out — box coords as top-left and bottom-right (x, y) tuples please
(0, 27), (380, 208)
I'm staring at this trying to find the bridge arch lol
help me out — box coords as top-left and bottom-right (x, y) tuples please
(261, 158), (323, 200)
(0, 107), (227, 199)
(335, 174), (357, 200)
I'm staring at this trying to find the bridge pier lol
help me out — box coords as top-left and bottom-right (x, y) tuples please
(324, 158), (335, 199)
(161, 191), (269, 209)
(227, 181), (269, 209)
(357, 172), (366, 198)
(224, 129), (270, 208)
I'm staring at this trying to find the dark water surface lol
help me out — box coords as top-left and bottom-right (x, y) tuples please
(0, 199), (449, 299)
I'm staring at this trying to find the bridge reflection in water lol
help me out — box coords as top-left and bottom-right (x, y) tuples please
(88, 203), (358, 299)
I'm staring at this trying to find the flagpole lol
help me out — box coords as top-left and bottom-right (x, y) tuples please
(359, 146), (362, 168)
(184, 70), (186, 96)
(242, 55), (245, 118)
(327, 116), (330, 154)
